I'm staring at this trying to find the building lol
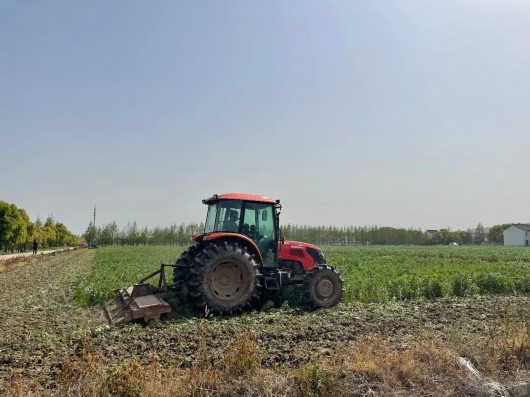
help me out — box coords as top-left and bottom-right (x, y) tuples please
(503, 224), (530, 246)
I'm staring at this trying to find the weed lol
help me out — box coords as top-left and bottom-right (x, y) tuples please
(224, 327), (262, 377)
(292, 364), (331, 397)
(105, 358), (144, 397)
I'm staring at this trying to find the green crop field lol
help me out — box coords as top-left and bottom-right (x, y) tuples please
(74, 246), (187, 306)
(75, 245), (530, 307)
(325, 245), (530, 303)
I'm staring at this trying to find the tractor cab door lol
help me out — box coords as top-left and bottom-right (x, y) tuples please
(241, 202), (277, 268)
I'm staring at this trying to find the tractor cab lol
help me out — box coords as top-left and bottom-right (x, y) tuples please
(202, 193), (280, 267)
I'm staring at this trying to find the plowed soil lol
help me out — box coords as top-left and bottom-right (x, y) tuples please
(1, 250), (529, 395)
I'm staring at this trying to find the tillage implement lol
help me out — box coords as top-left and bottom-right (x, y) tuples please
(104, 193), (343, 325)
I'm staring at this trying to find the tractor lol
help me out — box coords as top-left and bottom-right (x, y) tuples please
(105, 193), (343, 325)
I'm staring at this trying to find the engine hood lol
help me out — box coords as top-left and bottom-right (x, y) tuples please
(280, 240), (322, 252)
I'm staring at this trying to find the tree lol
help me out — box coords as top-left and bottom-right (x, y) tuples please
(98, 221), (118, 245)
(17, 208), (32, 251)
(0, 202), (81, 251)
(458, 230), (473, 245)
(474, 222), (486, 244)
(54, 223), (70, 246)
(488, 223), (512, 244)
(41, 226), (57, 248)
(84, 222), (97, 246)
(44, 215), (55, 228)
(0, 201), (28, 252)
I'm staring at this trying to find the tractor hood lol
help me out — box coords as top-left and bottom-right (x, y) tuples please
(280, 240), (322, 251)
(278, 240), (326, 271)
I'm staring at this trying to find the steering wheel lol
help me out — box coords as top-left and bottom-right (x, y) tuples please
(257, 235), (273, 251)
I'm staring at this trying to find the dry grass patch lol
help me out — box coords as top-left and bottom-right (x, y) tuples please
(223, 327), (262, 377)
(455, 320), (530, 380)
(360, 335), (469, 394)
(5, 325), (526, 396)
(293, 333), (478, 396)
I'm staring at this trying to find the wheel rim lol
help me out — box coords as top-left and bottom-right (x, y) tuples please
(315, 277), (334, 300)
(208, 260), (248, 301)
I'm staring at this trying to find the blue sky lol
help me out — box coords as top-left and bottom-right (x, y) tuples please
(1, 1), (529, 235)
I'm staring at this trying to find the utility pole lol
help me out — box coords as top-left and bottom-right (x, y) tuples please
(92, 206), (96, 246)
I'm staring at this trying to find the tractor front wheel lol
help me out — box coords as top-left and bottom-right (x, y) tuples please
(188, 242), (260, 313)
(303, 265), (343, 310)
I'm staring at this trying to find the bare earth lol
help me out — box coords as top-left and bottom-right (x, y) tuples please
(0, 250), (529, 395)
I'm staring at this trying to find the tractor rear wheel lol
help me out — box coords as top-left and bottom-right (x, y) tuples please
(173, 243), (201, 284)
(303, 265), (343, 310)
(188, 242), (260, 313)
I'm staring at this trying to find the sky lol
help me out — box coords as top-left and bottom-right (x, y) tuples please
(1, 1), (530, 235)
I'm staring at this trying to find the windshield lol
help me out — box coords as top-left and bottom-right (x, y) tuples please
(204, 200), (243, 233)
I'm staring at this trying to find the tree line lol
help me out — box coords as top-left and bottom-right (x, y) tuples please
(284, 223), (512, 245)
(0, 200), (85, 253)
(83, 221), (205, 246)
(85, 220), (513, 247)
(3, 198), (511, 253)
(282, 224), (429, 245)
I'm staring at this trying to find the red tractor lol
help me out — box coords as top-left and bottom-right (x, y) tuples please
(105, 193), (343, 325)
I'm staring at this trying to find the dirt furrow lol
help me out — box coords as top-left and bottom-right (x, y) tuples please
(0, 250), (104, 392)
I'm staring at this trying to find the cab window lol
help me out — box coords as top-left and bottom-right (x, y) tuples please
(205, 200), (243, 233)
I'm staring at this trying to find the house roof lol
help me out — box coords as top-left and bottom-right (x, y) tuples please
(512, 224), (530, 231)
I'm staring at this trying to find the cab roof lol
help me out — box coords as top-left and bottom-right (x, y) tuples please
(203, 193), (277, 204)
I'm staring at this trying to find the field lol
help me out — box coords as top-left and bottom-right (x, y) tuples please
(1, 245), (530, 396)
(74, 245), (530, 307)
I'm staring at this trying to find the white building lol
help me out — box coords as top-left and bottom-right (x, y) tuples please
(503, 224), (530, 246)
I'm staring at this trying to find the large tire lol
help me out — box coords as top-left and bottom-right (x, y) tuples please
(188, 242), (260, 313)
(173, 243), (201, 284)
(303, 265), (343, 310)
